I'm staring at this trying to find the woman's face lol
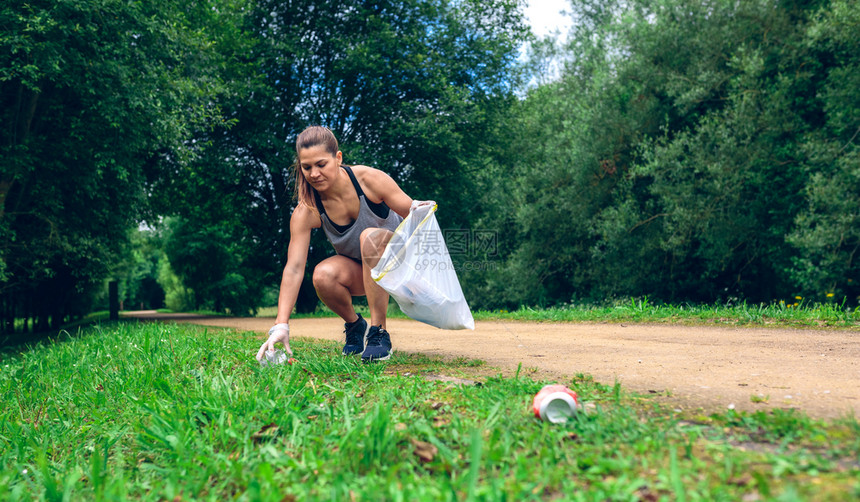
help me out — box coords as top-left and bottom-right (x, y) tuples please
(298, 145), (341, 191)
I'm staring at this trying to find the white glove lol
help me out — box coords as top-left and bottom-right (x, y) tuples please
(410, 200), (436, 212)
(256, 323), (293, 361)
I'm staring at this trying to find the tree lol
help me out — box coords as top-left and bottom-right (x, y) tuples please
(0, 0), (243, 332)
(162, 217), (262, 314)
(113, 228), (166, 311)
(787, 0), (860, 303)
(158, 0), (529, 313)
(476, 0), (858, 307)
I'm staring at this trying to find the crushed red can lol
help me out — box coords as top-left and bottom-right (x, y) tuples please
(532, 384), (579, 423)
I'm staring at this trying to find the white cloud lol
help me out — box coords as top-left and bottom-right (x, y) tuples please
(519, 1), (575, 87)
(524, 0), (573, 40)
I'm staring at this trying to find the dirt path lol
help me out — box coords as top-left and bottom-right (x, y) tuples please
(125, 312), (860, 420)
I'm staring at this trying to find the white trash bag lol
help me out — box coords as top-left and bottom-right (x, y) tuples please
(371, 203), (475, 330)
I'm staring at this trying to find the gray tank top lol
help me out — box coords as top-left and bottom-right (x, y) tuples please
(313, 166), (403, 261)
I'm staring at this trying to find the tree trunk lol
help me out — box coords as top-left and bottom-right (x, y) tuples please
(51, 309), (62, 329)
(36, 297), (49, 332)
(8, 296), (14, 334)
(27, 295), (33, 334)
(20, 88), (40, 142)
(0, 179), (11, 221)
(1, 295), (8, 335)
(2, 82), (40, 221)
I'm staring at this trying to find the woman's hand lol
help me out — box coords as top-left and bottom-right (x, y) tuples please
(410, 200), (436, 212)
(256, 323), (293, 360)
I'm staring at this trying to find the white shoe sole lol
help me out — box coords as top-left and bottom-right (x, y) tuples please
(362, 350), (392, 362)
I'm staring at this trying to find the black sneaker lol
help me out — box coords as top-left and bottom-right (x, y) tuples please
(342, 314), (368, 355)
(361, 325), (392, 362)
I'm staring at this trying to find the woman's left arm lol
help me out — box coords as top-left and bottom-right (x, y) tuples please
(359, 167), (413, 218)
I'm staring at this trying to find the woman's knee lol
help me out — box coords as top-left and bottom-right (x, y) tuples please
(312, 262), (339, 290)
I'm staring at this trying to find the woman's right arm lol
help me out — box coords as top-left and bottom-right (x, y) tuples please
(275, 205), (317, 323)
(256, 205), (318, 361)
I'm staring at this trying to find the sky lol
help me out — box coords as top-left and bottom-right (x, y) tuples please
(520, 0), (575, 85)
(524, 0), (574, 41)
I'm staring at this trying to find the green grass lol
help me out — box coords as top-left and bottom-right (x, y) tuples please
(471, 298), (860, 329)
(1, 322), (858, 500)
(254, 298), (860, 329)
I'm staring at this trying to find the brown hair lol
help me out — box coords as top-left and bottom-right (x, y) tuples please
(293, 126), (339, 211)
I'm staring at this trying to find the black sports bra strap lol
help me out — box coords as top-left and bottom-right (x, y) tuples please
(312, 165), (386, 223)
(342, 165), (365, 197)
(312, 184), (325, 215)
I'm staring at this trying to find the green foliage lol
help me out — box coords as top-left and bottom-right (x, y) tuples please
(0, 0), (245, 329)
(5, 0), (858, 316)
(154, 0), (529, 313)
(1, 322), (857, 499)
(787, 0), (860, 302)
(157, 258), (195, 313)
(161, 217), (261, 315)
(107, 228), (166, 311)
(473, 0), (860, 307)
